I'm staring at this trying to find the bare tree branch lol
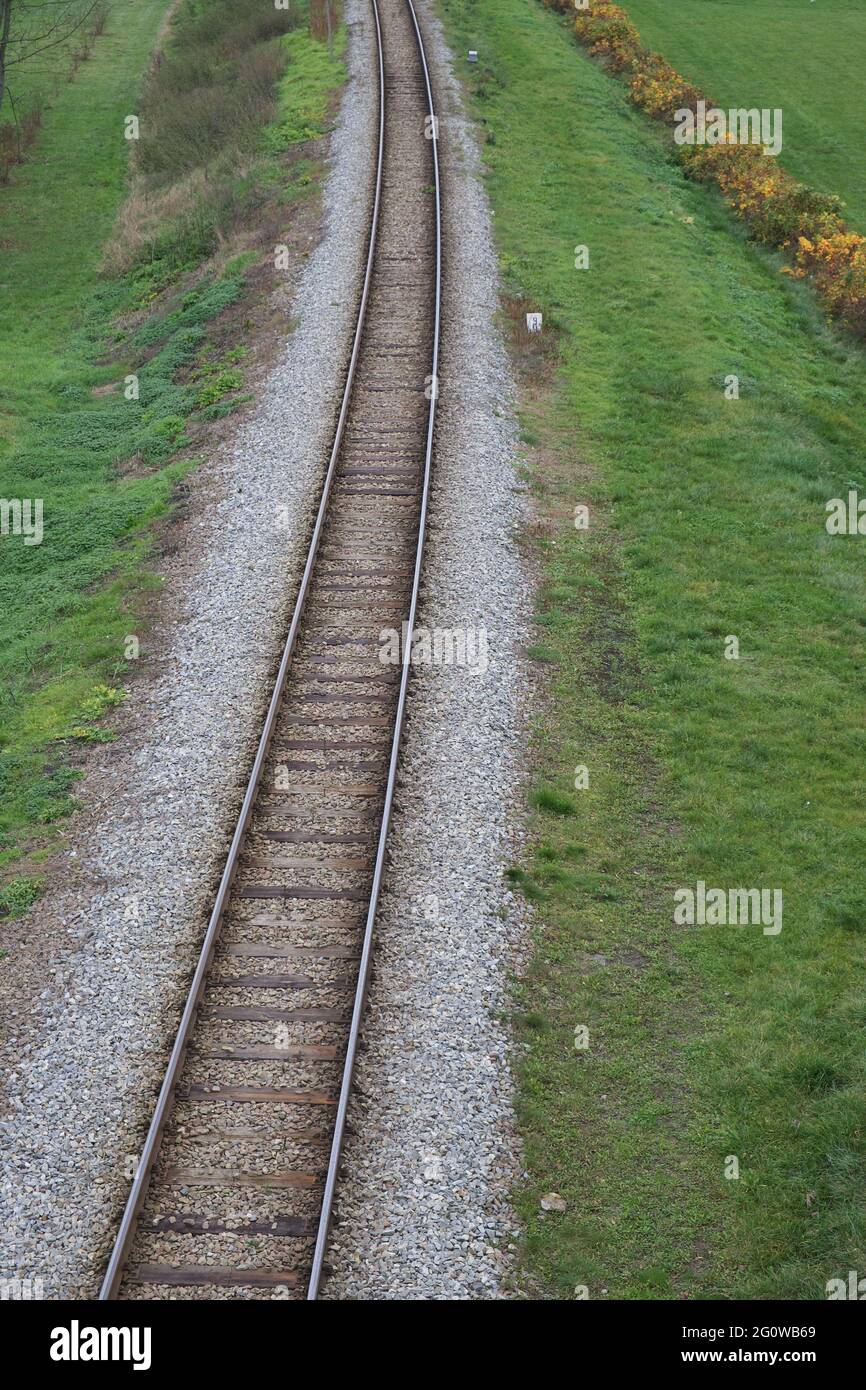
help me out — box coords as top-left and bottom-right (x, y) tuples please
(1, 0), (105, 110)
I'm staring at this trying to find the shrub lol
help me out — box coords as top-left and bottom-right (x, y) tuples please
(0, 98), (44, 184)
(89, 3), (110, 39)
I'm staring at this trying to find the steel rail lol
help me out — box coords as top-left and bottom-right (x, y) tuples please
(98, 0), (387, 1301)
(306, 0), (442, 1300)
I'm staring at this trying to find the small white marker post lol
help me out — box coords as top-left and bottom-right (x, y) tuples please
(526, 312), (543, 334)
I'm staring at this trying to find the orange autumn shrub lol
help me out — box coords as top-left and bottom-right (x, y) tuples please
(682, 141), (843, 244)
(573, 1), (642, 72)
(629, 51), (702, 119)
(794, 232), (866, 334)
(537, 0), (866, 338)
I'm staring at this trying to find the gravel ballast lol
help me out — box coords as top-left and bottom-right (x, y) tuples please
(0, 0), (376, 1299)
(0, 0), (532, 1303)
(321, 1), (533, 1300)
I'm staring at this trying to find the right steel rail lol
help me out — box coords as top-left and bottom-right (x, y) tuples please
(307, 0), (442, 1299)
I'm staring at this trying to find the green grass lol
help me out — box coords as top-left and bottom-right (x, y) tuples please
(625, 0), (866, 231)
(0, 4), (346, 876)
(266, 24), (347, 150)
(0, 0), (173, 432)
(438, 0), (866, 1299)
(0, 875), (44, 921)
(0, 0), (177, 865)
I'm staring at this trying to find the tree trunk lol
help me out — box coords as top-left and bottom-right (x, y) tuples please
(0, 1), (14, 117)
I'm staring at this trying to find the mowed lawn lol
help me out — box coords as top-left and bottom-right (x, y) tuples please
(438, 0), (866, 1298)
(0, 0), (172, 433)
(625, 0), (866, 230)
(0, 0), (173, 883)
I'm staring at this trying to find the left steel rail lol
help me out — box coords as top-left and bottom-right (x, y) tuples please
(98, 0), (390, 1301)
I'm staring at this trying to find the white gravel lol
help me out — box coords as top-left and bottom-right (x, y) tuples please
(321, 0), (533, 1300)
(0, 0), (532, 1303)
(0, 0), (376, 1300)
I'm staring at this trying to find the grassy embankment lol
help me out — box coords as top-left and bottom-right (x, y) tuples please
(438, 0), (866, 1298)
(626, 0), (866, 231)
(0, 0), (345, 915)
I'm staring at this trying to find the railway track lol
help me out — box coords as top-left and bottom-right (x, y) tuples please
(99, 0), (440, 1301)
